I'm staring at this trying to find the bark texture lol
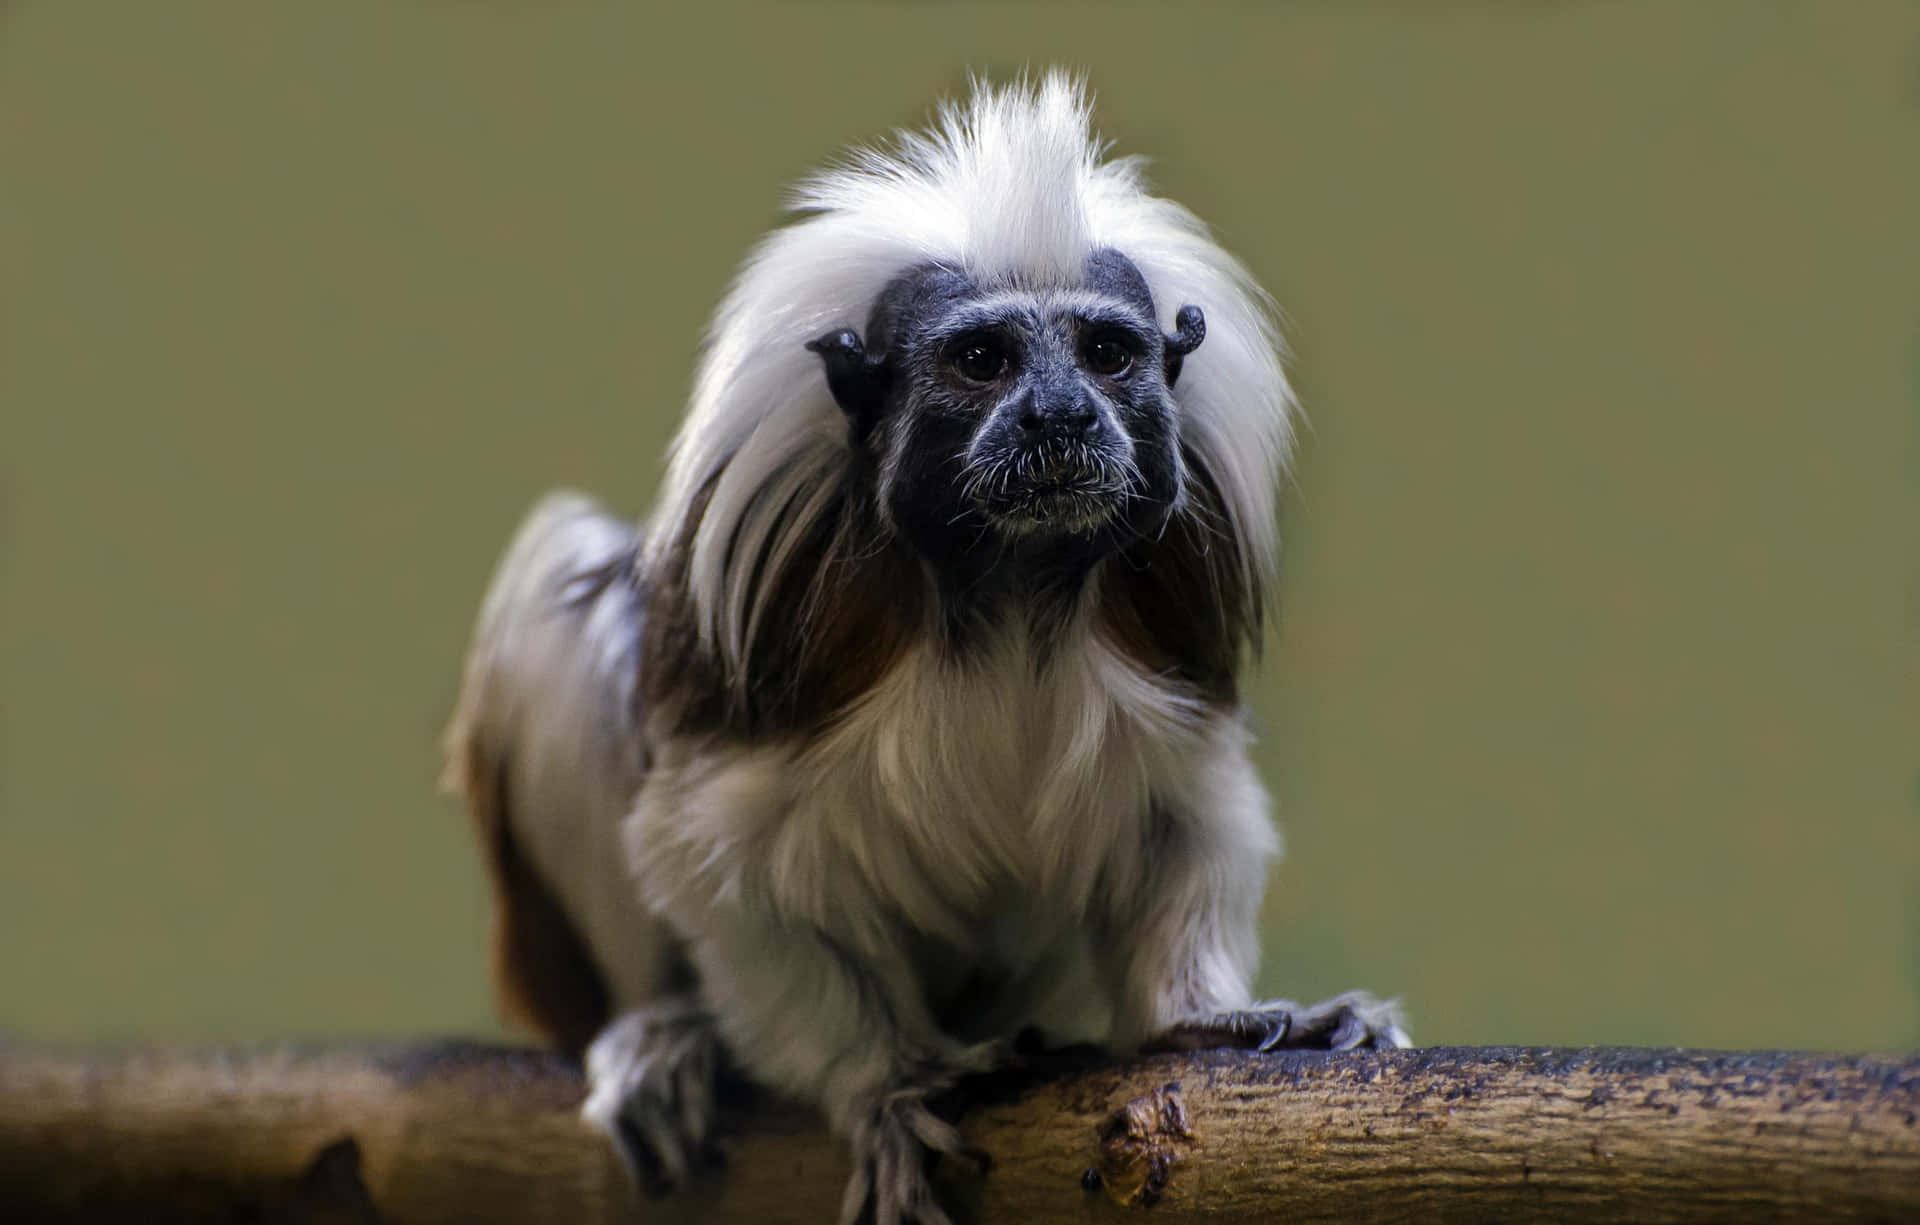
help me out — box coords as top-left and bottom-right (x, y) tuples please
(1, 1042), (1915, 1223)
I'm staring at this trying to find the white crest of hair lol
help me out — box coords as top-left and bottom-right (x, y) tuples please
(647, 70), (1296, 679)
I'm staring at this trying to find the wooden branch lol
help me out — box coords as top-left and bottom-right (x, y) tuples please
(2, 1042), (1915, 1223)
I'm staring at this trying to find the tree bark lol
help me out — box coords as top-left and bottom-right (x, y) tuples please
(1, 1042), (1915, 1223)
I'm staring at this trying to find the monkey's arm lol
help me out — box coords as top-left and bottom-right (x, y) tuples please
(714, 917), (998, 1225)
(631, 825), (998, 1225)
(443, 494), (681, 1048)
(1102, 737), (1409, 1054)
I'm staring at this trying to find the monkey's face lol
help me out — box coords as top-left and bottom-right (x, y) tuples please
(810, 250), (1198, 567)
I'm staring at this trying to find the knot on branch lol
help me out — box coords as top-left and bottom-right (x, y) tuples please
(1090, 1080), (1194, 1207)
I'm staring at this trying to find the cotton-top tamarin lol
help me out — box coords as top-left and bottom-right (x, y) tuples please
(445, 72), (1406, 1225)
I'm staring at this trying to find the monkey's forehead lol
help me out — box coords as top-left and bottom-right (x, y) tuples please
(866, 249), (1161, 343)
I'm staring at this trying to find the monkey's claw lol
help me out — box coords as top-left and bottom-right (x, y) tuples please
(841, 1096), (959, 1225)
(1154, 990), (1410, 1054)
(1152, 1007), (1296, 1052)
(839, 1048), (999, 1225)
(581, 1000), (723, 1196)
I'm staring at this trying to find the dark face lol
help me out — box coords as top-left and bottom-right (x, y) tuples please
(809, 250), (1202, 573)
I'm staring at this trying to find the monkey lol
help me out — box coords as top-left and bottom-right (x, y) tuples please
(444, 72), (1407, 1225)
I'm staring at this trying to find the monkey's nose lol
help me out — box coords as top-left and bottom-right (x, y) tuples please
(1017, 389), (1099, 439)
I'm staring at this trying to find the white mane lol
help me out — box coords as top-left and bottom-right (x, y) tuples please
(646, 71), (1295, 677)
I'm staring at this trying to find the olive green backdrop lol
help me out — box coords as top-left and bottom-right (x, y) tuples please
(2, 2), (1914, 1051)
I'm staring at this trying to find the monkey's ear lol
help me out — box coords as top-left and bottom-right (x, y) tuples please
(1163, 305), (1206, 387)
(806, 329), (891, 433)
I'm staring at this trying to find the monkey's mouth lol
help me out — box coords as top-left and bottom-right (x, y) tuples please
(968, 449), (1130, 535)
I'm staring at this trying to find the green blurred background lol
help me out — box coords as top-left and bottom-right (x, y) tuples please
(2, 2), (1914, 1052)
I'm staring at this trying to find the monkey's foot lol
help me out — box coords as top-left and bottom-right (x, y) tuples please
(581, 998), (723, 1196)
(840, 1047), (999, 1225)
(1152, 990), (1410, 1053)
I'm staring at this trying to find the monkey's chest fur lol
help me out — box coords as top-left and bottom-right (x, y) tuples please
(627, 612), (1265, 1048)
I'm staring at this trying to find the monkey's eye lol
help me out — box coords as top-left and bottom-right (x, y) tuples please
(1083, 333), (1135, 377)
(949, 337), (1009, 384)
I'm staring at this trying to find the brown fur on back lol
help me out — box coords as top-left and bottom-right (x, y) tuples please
(456, 746), (610, 1058)
(642, 471), (924, 740)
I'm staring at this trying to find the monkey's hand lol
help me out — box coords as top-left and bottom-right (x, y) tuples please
(581, 998), (724, 1195)
(619, 873), (1009, 1225)
(839, 1047), (998, 1225)
(1150, 990), (1410, 1054)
